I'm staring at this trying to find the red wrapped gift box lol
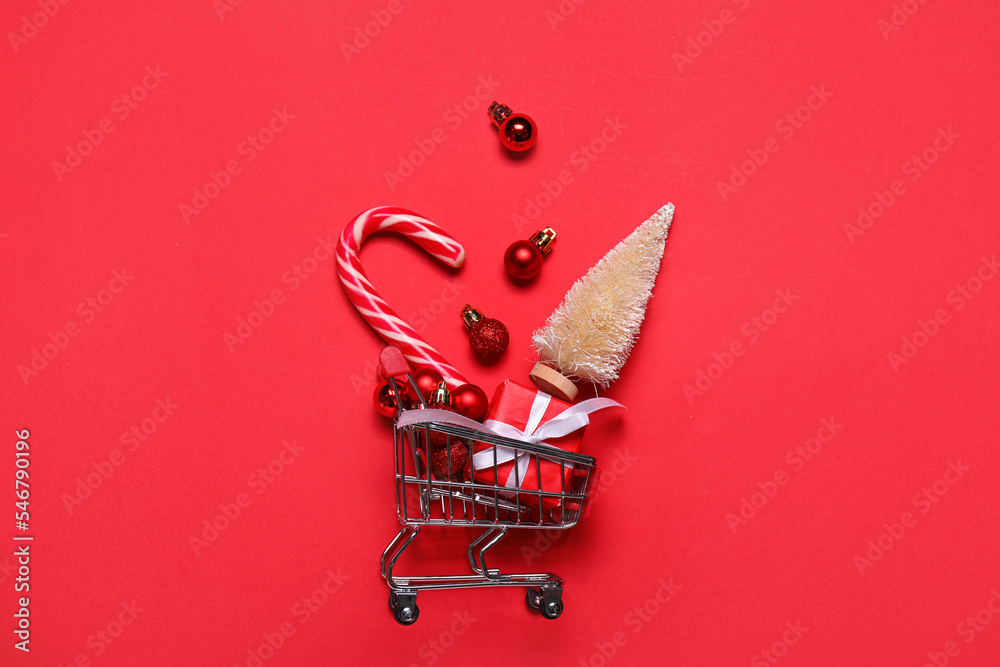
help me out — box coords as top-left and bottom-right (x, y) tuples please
(468, 379), (585, 510)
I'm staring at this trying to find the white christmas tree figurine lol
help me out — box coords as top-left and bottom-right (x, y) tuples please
(529, 203), (674, 401)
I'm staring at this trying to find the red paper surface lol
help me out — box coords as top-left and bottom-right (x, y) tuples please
(2, 0), (999, 665)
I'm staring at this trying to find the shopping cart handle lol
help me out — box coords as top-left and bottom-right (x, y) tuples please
(379, 346), (412, 378)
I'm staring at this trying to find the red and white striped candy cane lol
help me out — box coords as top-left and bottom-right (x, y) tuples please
(337, 206), (468, 386)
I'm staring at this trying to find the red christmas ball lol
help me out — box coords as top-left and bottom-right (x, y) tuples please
(469, 319), (509, 362)
(430, 441), (468, 480)
(499, 113), (536, 151)
(411, 368), (444, 404)
(504, 240), (544, 280)
(488, 102), (537, 152)
(452, 384), (489, 422)
(462, 305), (509, 362)
(373, 379), (404, 418)
(421, 381), (468, 480)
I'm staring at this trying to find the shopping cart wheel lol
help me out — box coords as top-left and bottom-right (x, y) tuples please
(525, 587), (542, 610)
(540, 590), (563, 620)
(391, 593), (420, 626)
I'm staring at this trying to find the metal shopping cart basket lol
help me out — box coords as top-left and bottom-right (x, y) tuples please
(379, 372), (598, 625)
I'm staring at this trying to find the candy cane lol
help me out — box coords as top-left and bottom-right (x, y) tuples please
(337, 206), (468, 386)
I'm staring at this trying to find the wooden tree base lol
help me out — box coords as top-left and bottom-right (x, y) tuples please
(528, 363), (578, 402)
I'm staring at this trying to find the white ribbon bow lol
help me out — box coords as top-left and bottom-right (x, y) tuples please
(396, 390), (624, 491)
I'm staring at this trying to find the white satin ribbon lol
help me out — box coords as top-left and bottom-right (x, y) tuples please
(396, 390), (624, 491)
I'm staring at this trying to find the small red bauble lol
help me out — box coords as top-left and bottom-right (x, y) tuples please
(411, 368), (444, 404)
(452, 383), (489, 422)
(504, 241), (542, 280)
(373, 379), (411, 418)
(504, 227), (556, 280)
(461, 305), (509, 362)
(425, 384), (457, 449)
(424, 382), (469, 480)
(488, 101), (536, 152)
(430, 441), (468, 481)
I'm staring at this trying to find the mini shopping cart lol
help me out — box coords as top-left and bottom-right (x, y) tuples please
(379, 372), (598, 625)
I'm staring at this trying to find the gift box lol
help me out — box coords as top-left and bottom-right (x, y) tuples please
(467, 379), (586, 510)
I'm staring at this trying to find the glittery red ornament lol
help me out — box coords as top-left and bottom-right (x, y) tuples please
(372, 379), (411, 418)
(452, 383), (489, 422)
(427, 381), (452, 409)
(471, 321), (509, 361)
(430, 441), (468, 481)
(424, 382), (468, 480)
(411, 368), (444, 404)
(504, 228), (556, 280)
(461, 305), (509, 362)
(488, 101), (537, 152)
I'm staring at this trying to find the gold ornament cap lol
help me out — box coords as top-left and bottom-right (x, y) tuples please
(528, 362), (578, 402)
(461, 304), (484, 331)
(429, 381), (452, 407)
(529, 228), (557, 255)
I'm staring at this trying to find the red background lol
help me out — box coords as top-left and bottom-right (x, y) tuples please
(2, 0), (999, 665)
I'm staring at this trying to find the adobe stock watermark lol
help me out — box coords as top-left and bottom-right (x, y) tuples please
(672, 0), (752, 73)
(51, 66), (169, 182)
(189, 439), (306, 555)
(716, 85), (833, 201)
(510, 116), (627, 233)
(844, 127), (959, 243)
(853, 459), (969, 575)
(7, 0), (71, 54)
(213, 0), (247, 20)
(56, 600), (145, 666)
(61, 397), (179, 515)
(233, 568), (349, 667)
(578, 578), (681, 666)
(404, 610), (477, 667)
(751, 620), (809, 667)
(726, 418), (843, 534)
(682, 288), (798, 404)
(179, 107), (294, 223)
(223, 235), (335, 353)
(545, 0), (587, 30)
(0, 556), (18, 585)
(877, 0), (932, 39)
(340, 0), (407, 62)
(17, 268), (135, 385)
(887, 254), (997, 372)
(521, 449), (638, 566)
(383, 75), (501, 192)
(347, 276), (468, 394)
(923, 588), (1000, 667)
